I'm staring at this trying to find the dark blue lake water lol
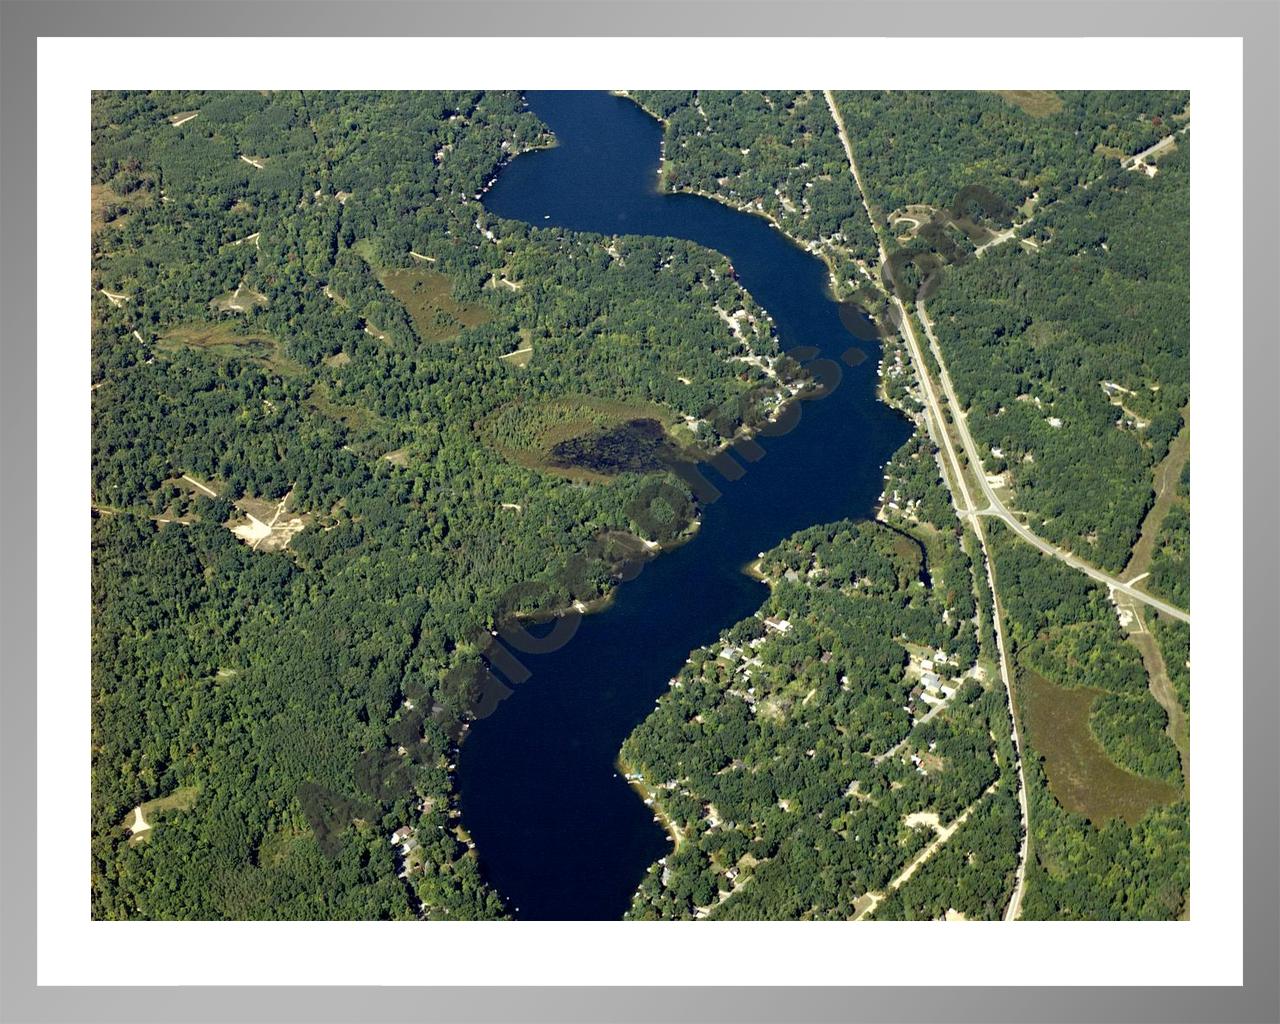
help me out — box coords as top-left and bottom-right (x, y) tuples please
(458, 90), (910, 920)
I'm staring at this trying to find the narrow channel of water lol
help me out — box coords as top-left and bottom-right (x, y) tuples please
(458, 91), (911, 920)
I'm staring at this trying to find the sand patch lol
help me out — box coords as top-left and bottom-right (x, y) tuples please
(226, 490), (308, 552)
(903, 810), (942, 831)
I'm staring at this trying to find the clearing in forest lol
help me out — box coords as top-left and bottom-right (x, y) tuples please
(210, 282), (269, 314)
(478, 395), (681, 481)
(226, 491), (308, 552)
(92, 183), (151, 234)
(158, 321), (301, 376)
(121, 785), (199, 845)
(378, 266), (490, 342)
(994, 91), (1064, 118)
(1018, 666), (1179, 825)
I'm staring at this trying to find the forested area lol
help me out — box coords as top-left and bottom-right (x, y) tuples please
(91, 90), (788, 919)
(832, 90), (1188, 220)
(924, 142), (1191, 572)
(987, 523), (1189, 918)
(868, 783), (1022, 921)
(92, 88), (1190, 922)
(622, 512), (1018, 920)
(1148, 458), (1191, 607)
(628, 90), (879, 290)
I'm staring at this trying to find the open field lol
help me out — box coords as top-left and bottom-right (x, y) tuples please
(1122, 410), (1189, 594)
(157, 321), (302, 376)
(994, 91), (1064, 118)
(378, 266), (489, 342)
(306, 381), (386, 436)
(1018, 667), (1180, 825)
(226, 491), (308, 552)
(210, 282), (269, 314)
(499, 328), (535, 367)
(91, 182), (151, 234)
(499, 346), (534, 367)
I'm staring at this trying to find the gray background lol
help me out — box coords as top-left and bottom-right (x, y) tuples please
(1, 1), (1276, 1021)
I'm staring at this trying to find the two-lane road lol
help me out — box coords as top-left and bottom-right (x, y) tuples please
(915, 303), (1191, 626)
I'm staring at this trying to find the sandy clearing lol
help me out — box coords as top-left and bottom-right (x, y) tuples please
(100, 290), (130, 306)
(232, 513), (273, 545)
(230, 490), (306, 551)
(128, 805), (151, 835)
(169, 111), (199, 127)
(903, 810), (942, 831)
(239, 154), (266, 170)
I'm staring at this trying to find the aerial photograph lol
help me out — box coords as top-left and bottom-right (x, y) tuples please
(90, 89), (1191, 923)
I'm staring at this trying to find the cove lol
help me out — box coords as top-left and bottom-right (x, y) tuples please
(457, 91), (911, 920)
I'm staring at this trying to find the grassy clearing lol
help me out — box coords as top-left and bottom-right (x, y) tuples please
(226, 491), (309, 552)
(306, 381), (384, 434)
(378, 266), (490, 342)
(157, 321), (302, 376)
(1122, 412), (1189, 586)
(91, 183), (151, 234)
(121, 785), (199, 845)
(994, 91), (1064, 118)
(479, 394), (675, 480)
(499, 346), (534, 367)
(1018, 666), (1179, 825)
(499, 329), (535, 367)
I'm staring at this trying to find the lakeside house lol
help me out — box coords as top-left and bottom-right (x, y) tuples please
(763, 616), (792, 634)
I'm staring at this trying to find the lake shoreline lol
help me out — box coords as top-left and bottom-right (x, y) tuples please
(459, 89), (913, 920)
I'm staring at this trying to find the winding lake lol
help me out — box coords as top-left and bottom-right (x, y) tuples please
(458, 91), (911, 920)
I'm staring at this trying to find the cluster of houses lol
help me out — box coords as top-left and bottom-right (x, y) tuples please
(718, 634), (768, 711)
(878, 485), (923, 520)
(907, 651), (960, 718)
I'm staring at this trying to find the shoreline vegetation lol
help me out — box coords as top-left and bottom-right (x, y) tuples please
(616, 754), (687, 850)
(92, 88), (1187, 923)
(478, 91), (899, 649)
(468, 96), (918, 833)
(614, 89), (867, 306)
